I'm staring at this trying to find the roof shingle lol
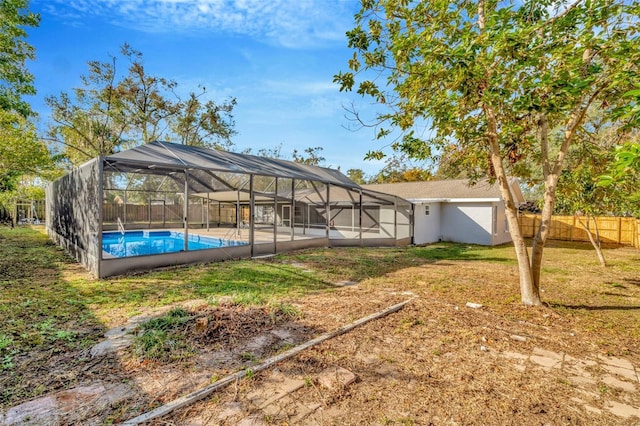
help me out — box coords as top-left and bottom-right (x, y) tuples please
(362, 179), (504, 200)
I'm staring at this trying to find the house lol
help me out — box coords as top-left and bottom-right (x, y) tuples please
(363, 179), (525, 246)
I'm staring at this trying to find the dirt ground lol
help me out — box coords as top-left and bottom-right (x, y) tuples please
(157, 276), (640, 425)
(2, 240), (640, 425)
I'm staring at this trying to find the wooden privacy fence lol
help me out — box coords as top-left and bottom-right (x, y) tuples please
(102, 203), (238, 225)
(518, 214), (640, 247)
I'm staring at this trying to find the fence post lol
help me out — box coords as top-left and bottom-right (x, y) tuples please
(617, 217), (622, 245)
(570, 215), (575, 241)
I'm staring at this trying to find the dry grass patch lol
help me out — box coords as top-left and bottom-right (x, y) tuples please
(1, 226), (639, 424)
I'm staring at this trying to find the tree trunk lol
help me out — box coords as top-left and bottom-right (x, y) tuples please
(530, 172), (559, 289)
(478, 0), (540, 305)
(483, 108), (541, 305)
(577, 215), (607, 267)
(512, 218), (540, 305)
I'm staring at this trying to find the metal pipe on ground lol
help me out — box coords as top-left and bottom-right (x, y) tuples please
(121, 298), (414, 425)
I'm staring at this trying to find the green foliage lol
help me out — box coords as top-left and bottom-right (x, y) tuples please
(0, 0), (40, 118)
(0, 110), (53, 200)
(336, 0), (639, 181)
(257, 143), (284, 159)
(369, 156), (432, 183)
(347, 168), (367, 184)
(598, 141), (640, 217)
(292, 146), (325, 166)
(614, 86), (640, 126)
(0, 112), (48, 173)
(173, 90), (237, 147)
(46, 44), (237, 166)
(0, 334), (13, 351)
(0, 333), (15, 371)
(337, 0), (640, 302)
(554, 111), (634, 217)
(132, 329), (195, 363)
(142, 307), (191, 331)
(267, 302), (302, 321)
(132, 308), (195, 362)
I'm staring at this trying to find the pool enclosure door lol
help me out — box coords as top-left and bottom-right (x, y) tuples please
(282, 205), (291, 228)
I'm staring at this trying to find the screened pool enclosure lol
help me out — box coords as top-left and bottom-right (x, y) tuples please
(46, 141), (412, 277)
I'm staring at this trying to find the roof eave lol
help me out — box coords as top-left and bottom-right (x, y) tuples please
(406, 197), (502, 203)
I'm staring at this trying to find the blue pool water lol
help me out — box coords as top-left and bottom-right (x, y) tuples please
(102, 231), (247, 258)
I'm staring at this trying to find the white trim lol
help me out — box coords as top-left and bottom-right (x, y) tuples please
(406, 198), (501, 203)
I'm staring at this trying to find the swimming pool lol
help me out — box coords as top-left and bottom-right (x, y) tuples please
(102, 230), (248, 258)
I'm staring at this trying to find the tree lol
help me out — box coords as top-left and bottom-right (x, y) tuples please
(369, 156), (432, 183)
(46, 44), (237, 166)
(0, 1), (50, 204)
(292, 146), (326, 166)
(255, 143), (284, 159)
(0, 0), (39, 118)
(46, 56), (127, 164)
(554, 111), (638, 266)
(335, 0), (640, 305)
(598, 141), (640, 217)
(598, 88), (640, 217)
(347, 168), (367, 184)
(556, 167), (613, 267)
(172, 90), (237, 150)
(0, 110), (51, 191)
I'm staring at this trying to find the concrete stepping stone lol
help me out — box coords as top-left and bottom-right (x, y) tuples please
(246, 374), (305, 409)
(604, 400), (640, 419)
(2, 382), (133, 425)
(241, 333), (278, 357)
(334, 280), (359, 287)
(583, 405), (603, 415)
(563, 355), (597, 378)
(290, 402), (323, 423)
(500, 351), (528, 372)
(270, 327), (294, 342)
(567, 375), (596, 386)
(598, 355), (635, 370)
(217, 401), (244, 421)
(602, 375), (637, 392)
(600, 363), (639, 382)
(317, 366), (357, 391)
(529, 347), (563, 371)
(90, 334), (134, 357)
(236, 415), (267, 425)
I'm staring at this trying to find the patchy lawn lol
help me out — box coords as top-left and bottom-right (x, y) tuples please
(1, 226), (639, 424)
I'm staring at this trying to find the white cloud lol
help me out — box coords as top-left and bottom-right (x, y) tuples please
(42, 0), (357, 49)
(261, 79), (338, 96)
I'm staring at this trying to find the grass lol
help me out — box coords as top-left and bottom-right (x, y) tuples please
(0, 226), (332, 405)
(3, 226), (639, 344)
(280, 243), (518, 283)
(132, 308), (196, 363)
(130, 302), (303, 363)
(0, 228), (100, 353)
(1, 224), (640, 411)
(64, 259), (333, 324)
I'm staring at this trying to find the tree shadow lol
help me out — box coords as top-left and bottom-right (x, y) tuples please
(535, 239), (623, 251)
(549, 302), (640, 311)
(0, 226), (339, 424)
(0, 226), (150, 424)
(624, 278), (640, 287)
(276, 242), (518, 283)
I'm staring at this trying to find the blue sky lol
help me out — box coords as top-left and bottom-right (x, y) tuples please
(26, 0), (398, 176)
